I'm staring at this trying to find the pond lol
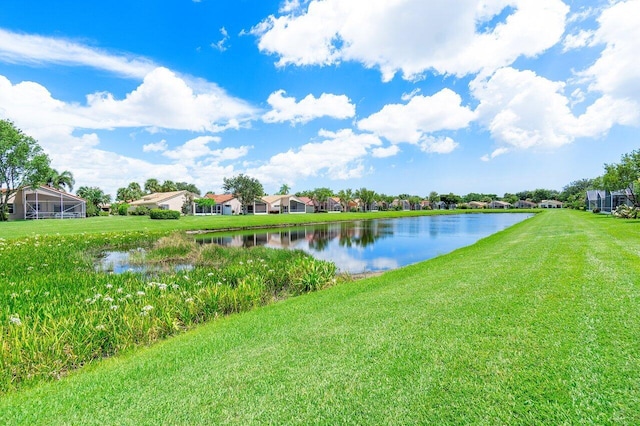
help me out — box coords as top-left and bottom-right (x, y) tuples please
(194, 213), (533, 274)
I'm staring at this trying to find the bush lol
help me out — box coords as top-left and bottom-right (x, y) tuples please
(98, 210), (110, 216)
(592, 208), (601, 214)
(117, 203), (130, 216)
(131, 206), (150, 216)
(149, 209), (180, 220)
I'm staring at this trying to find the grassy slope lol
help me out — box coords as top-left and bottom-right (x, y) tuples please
(1, 210), (639, 424)
(0, 209), (530, 240)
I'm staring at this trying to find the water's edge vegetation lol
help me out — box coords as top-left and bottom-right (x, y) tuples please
(0, 231), (337, 393)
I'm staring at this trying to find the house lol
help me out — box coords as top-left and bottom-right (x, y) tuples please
(420, 200), (432, 210)
(5, 185), (86, 220)
(391, 199), (410, 211)
(488, 200), (512, 209)
(319, 197), (343, 213)
(514, 200), (537, 209)
(433, 201), (447, 210)
(261, 195), (307, 214)
(468, 201), (488, 209)
(585, 190), (631, 213)
(297, 196), (317, 213)
(538, 200), (563, 209)
(129, 190), (195, 213)
(196, 194), (242, 215)
(348, 199), (362, 212)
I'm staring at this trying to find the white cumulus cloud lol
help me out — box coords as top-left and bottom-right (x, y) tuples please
(357, 89), (475, 146)
(247, 128), (382, 185)
(252, 0), (569, 81)
(262, 90), (355, 124)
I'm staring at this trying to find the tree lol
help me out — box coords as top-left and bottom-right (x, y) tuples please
(222, 174), (264, 214)
(0, 120), (51, 221)
(77, 186), (111, 217)
(439, 193), (462, 209)
(176, 182), (200, 195)
(161, 180), (178, 192)
(144, 178), (161, 194)
(45, 168), (75, 192)
(604, 149), (640, 209)
(277, 184), (290, 195)
(116, 182), (144, 202)
(428, 191), (440, 203)
(355, 187), (376, 212)
(336, 188), (353, 212)
(311, 187), (334, 210)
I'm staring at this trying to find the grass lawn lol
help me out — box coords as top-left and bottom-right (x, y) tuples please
(1, 210), (639, 424)
(0, 209), (531, 240)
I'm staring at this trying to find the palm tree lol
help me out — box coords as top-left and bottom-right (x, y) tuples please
(77, 186), (111, 216)
(277, 184), (290, 195)
(144, 178), (161, 194)
(45, 169), (75, 192)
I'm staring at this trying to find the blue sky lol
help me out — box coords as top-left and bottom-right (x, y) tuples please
(1, 0), (638, 198)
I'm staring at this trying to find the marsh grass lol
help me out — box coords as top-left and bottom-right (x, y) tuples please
(0, 231), (337, 393)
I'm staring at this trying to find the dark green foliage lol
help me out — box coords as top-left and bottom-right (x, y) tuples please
(131, 206), (150, 216)
(117, 203), (130, 216)
(149, 209), (180, 219)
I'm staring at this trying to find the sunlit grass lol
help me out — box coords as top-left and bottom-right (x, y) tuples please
(2, 210), (638, 424)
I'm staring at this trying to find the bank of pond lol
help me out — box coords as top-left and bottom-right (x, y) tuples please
(1, 213), (531, 393)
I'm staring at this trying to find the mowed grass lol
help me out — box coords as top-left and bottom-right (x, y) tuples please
(1, 210), (640, 424)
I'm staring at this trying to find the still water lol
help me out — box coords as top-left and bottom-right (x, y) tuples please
(195, 213), (533, 274)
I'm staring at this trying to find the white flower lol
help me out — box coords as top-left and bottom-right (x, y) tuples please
(207, 272), (214, 276)
(136, 291), (145, 296)
(157, 284), (167, 291)
(106, 283), (113, 289)
(185, 298), (194, 303)
(142, 305), (154, 311)
(104, 296), (114, 302)
(110, 305), (119, 310)
(172, 284), (180, 290)
(9, 315), (22, 326)
(95, 324), (106, 331)
(117, 287), (124, 293)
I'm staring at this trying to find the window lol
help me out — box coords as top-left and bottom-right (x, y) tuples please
(7, 204), (14, 214)
(159, 204), (169, 210)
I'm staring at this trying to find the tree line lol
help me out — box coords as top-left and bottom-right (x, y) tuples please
(2, 119), (638, 219)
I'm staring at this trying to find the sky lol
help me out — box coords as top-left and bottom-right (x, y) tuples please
(0, 0), (639, 198)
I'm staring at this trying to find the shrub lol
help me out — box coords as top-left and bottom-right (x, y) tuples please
(149, 209), (180, 220)
(98, 210), (110, 216)
(117, 203), (130, 216)
(592, 208), (601, 214)
(131, 206), (151, 216)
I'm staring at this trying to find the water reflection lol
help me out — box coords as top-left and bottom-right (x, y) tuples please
(195, 213), (533, 274)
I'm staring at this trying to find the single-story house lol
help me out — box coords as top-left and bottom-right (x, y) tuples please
(260, 195), (307, 214)
(420, 200), (431, 210)
(538, 200), (563, 209)
(468, 201), (488, 209)
(5, 185), (86, 220)
(319, 197), (343, 213)
(392, 199), (410, 211)
(129, 190), (195, 213)
(297, 196), (317, 213)
(488, 200), (512, 209)
(513, 200), (537, 209)
(196, 194), (242, 215)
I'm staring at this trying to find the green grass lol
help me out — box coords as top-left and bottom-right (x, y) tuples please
(2, 210), (639, 424)
(0, 209), (535, 240)
(0, 232), (337, 393)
